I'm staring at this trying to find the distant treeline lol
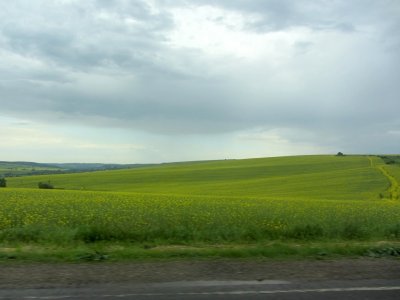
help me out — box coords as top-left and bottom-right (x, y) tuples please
(1, 170), (66, 177)
(379, 155), (400, 165)
(0, 161), (156, 178)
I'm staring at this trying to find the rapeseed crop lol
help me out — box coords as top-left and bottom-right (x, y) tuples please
(1, 188), (400, 243)
(2, 155), (399, 245)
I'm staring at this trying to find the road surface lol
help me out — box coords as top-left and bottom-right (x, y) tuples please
(0, 259), (399, 299)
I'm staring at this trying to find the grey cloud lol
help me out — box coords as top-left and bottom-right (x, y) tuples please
(0, 0), (399, 155)
(171, 0), (356, 32)
(1, 73), (249, 134)
(1, 0), (173, 72)
(176, 0), (400, 35)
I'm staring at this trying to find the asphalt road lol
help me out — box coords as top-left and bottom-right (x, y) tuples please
(0, 259), (399, 299)
(0, 280), (400, 299)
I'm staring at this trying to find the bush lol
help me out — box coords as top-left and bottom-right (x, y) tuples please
(287, 224), (324, 240)
(38, 181), (54, 189)
(341, 223), (367, 239)
(387, 223), (400, 238)
(0, 178), (6, 188)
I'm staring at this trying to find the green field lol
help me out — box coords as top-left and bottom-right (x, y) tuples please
(6, 155), (391, 200)
(1, 155), (400, 261)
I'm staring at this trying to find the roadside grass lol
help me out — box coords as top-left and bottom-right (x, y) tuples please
(1, 240), (400, 263)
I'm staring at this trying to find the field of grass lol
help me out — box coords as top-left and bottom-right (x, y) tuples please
(1, 155), (400, 261)
(7, 155), (389, 200)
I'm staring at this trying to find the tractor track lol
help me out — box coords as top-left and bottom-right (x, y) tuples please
(368, 156), (399, 201)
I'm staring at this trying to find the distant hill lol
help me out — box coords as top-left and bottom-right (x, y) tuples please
(0, 161), (155, 177)
(0, 161), (63, 177)
(50, 163), (156, 171)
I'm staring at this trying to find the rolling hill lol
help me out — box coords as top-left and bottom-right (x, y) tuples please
(1, 154), (400, 251)
(6, 155), (397, 201)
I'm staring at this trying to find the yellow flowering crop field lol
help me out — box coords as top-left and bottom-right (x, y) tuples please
(1, 188), (400, 243)
(1, 155), (400, 248)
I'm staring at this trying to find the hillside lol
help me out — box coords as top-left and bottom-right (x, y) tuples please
(2, 154), (400, 258)
(6, 155), (394, 201)
(0, 161), (154, 177)
(0, 161), (64, 177)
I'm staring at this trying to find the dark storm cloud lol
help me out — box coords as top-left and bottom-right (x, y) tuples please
(0, 0), (399, 153)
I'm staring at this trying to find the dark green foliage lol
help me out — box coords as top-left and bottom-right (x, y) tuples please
(76, 251), (109, 261)
(0, 227), (42, 242)
(75, 226), (120, 243)
(366, 247), (400, 257)
(287, 224), (324, 240)
(336, 152), (344, 156)
(38, 181), (54, 189)
(341, 223), (367, 239)
(0, 177), (6, 187)
(379, 155), (400, 165)
(387, 223), (400, 238)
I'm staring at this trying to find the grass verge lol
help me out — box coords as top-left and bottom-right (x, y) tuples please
(1, 241), (400, 263)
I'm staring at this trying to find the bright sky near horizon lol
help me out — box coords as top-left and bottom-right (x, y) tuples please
(0, 0), (399, 163)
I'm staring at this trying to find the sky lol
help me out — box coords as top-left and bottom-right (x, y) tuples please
(0, 0), (399, 163)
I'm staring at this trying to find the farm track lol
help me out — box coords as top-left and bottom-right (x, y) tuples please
(368, 156), (399, 201)
(378, 166), (399, 200)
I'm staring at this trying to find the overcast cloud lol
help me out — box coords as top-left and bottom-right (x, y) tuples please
(0, 0), (399, 163)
